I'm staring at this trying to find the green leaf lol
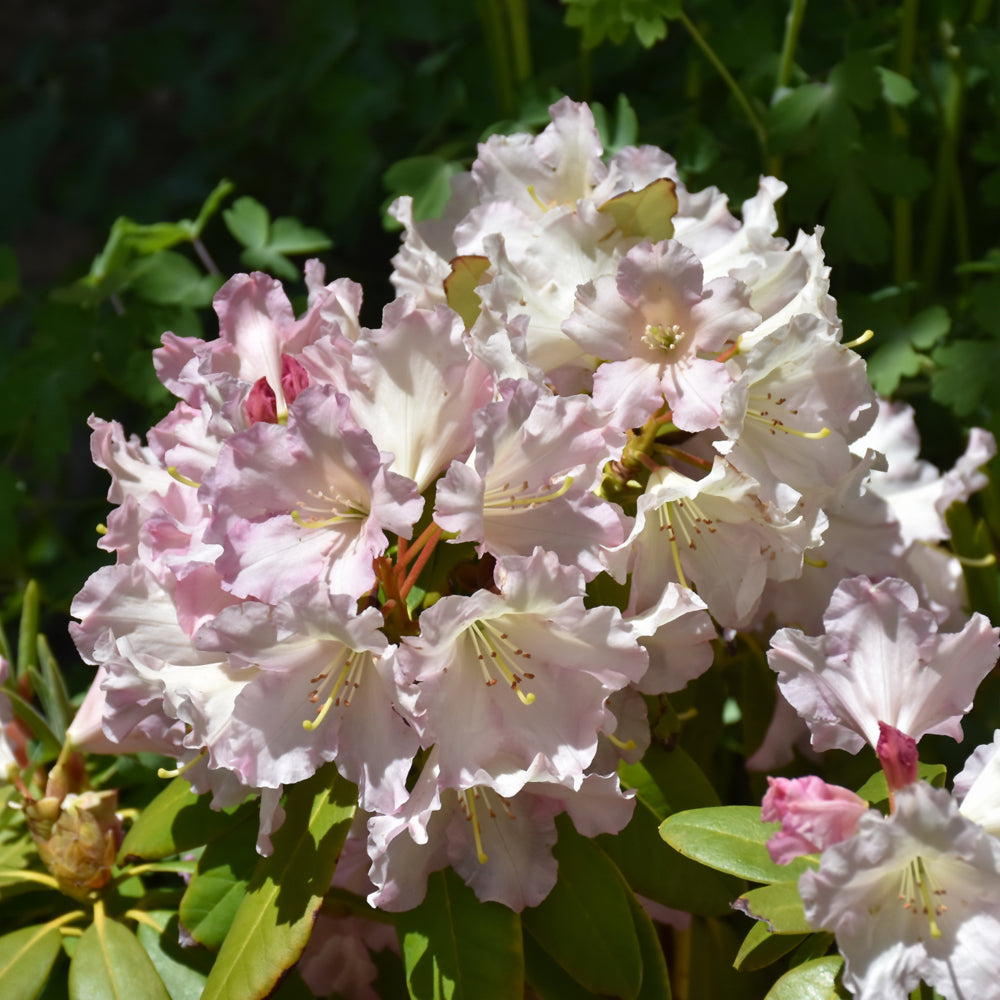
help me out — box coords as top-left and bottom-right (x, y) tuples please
(189, 179), (236, 238)
(5, 689), (61, 760)
(523, 818), (642, 999)
(733, 921), (807, 972)
(69, 915), (171, 1000)
(267, 217), (333, 255)
(855, 764), (947, 806)
(383, 155), (463, 227)
(865, 305), (950, 395)
(444, 255), (491, 328)
(733, 881), (811, 935)
(178, 814), (258, 950)
(619, 742), (721, 821)
(524, 933), (601, 1000)
(660, 806), (817, 884)
(598, 794), (741, 916)
(931, 340), (1000, 416)
(35, 635), (72, 741)
(239, 247), (300, 282)
(134, 912), (213, 1000)
(768, 84), (827, 152)
(118, 778), (256, 863)
(598, 178), (677, 242)
(876, 66), (919, 107)
(199, 766), (357, 1000)
(130, 252), (222, 307)
(118, 221), (193, 256)
(764, 955), (847, 1000)
(16, 580), (40, 682)
(396, 867), (523, 1000)
(223, 197), (270, 250)
(626, 891), (671, 1000)
(0, 921), (64, 1000)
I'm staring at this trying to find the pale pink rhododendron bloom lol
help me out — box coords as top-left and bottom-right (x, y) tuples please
(768, 575), (999, 753)
(799, 782), (1000, 1000)
(762, 775), (867, 864)
(954, 731), (1000, 838)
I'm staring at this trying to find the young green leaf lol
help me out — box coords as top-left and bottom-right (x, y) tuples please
(223, 197), (270, 251)
(395, 867), (523, 1000)
(733, 881), (811, 935)
(198, 766), (357, 1000)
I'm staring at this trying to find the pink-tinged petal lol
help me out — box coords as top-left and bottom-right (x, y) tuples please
(799, 782), (1000, 1000)
(955, 731), (1000, 838)
(768, 575), (999, 753)
(761, 775), (867, 865)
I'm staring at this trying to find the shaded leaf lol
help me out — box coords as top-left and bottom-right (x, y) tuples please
(396, 867), (523, 1000)
(118, 778), (256, 863)
(876, 67), (919, 107)
(523, 818), (641, 999)
(383, 155), (463, 227)
(733, 921), (807, 972)
(134, 912), (213, 1000)
(931, 340), (1000, 416)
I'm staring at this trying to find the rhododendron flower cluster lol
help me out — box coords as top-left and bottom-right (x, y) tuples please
(70, 94), (995, 959)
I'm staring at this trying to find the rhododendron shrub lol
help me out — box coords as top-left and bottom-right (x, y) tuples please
(6, 97), (997, 1000)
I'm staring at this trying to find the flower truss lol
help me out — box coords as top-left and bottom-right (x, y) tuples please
(68, 98), (998, 1000)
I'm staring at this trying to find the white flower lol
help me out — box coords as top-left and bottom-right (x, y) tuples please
(800, 782), (1000, 1000)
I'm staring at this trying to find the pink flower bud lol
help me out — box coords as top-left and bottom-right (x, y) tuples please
(762, 775), (867, 864)
(876, 721), (919, 793)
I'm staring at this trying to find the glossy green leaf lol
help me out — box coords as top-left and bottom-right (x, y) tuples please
(5, 689), (61, 760)
(0, 921), (64, 1000)
(135, 912), (213, 1000)
(855, 764), (947, 806)
(396, 867), (523, 1000)
(178, 814), (258, 950)
(764, 956), (847, 1000)
(523, 818), (641, 999)
(118, 778), (255, 863)
(733, 921), (806, 972)
(199, 766), (357, 1000)
(69, 914), (171, 1000)
(598, 178), (677, 242)
(660, 806), (816, 884)
(733, 881), (811, 935)
(223, 197), (270, 250)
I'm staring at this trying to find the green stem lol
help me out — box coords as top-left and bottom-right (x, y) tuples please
(476, 0), (514, 118)
(679, 10), (767, 153)
(919, 19), (965, 299)
(891, 0), (918, 289)
(505, 0), (532, 85)
(774, 0), (808, 95)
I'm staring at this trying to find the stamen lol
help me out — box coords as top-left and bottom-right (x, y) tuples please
(167, 466), (200, 489)
(461, 789), (489, 864)
(291, 488), (368, 528)
(745, 408), (831, 440)
(842, 329), (874, 350)
(468, 622), (536, 705)
(303, 650), (365, 731)
(656, 503), (689, 589)
(643, 323), (684, 352)
(606, 731), (637, 752)
(898, 857), (946, 939)
(157, 748), (208, 779)
(526, 185), (550, 213)
(483, 476), (574, 510)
